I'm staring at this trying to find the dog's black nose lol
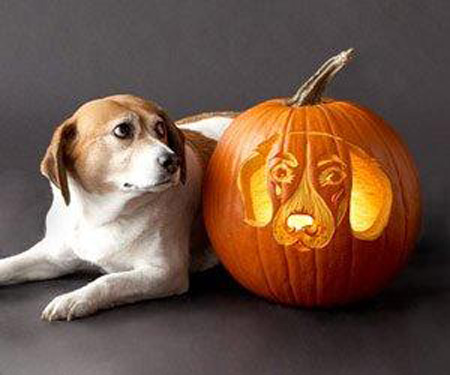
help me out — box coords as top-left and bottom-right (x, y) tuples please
(157, 152), (180, 174)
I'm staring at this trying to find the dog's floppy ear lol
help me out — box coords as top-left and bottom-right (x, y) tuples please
(40, 119), (76, 206)
(164, 114), (186, 184)
(349, 148), (393, 241)
(238, 134), (280, 227)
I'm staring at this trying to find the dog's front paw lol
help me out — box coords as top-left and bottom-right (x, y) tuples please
(41, 291), (98, 322)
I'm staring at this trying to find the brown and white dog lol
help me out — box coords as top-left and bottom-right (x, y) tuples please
(0, 94), (236, 321)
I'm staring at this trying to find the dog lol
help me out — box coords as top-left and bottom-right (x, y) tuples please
(0, 94), (237, 321)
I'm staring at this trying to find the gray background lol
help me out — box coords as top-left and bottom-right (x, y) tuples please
(0, 1), (449, 374)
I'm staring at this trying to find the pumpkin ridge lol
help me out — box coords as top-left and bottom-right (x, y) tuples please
(255, 107), (295, 302)
(343, 104), (409, 272)
(316, 104), (354, 303)
(278, 106), (301, 304)
(311, 105), (347, 304)
(242, 106), (287, 297)
(213, 114), (264, 294)
(323, 104), (366, 301)
(205, 153), (247, 291)
(314, 105), (336, 304)
(332, 104), (398, 296)
(313, 107), (326, 305)
(295, 108), (319, 304)
(290, 109), (311, 304)
(215, 137), (246, 286)
(349, 104), (421, 266)
(325, 103), (390, 299)
(303, 106), (320, 305)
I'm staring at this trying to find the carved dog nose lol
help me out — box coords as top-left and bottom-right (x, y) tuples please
(157, 152), (179, 174)
(287, 214), (318, 235)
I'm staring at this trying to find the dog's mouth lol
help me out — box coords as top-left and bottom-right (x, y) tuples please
(121, 178), (175, 192)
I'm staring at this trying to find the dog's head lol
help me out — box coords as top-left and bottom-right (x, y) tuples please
(238, 132), (393, 250)
(41, 95), (186, 205)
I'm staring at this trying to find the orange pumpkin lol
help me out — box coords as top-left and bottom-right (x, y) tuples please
(203, 49), (421, 306)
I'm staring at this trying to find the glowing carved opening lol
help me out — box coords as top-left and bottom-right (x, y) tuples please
(349, 150), (393, 240)
(286, 214), (319, 237)
(238, 134), (280, 227)
(287, 214), (314, 231)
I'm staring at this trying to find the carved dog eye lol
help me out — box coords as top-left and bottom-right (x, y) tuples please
(270, 152), (298, 183)
(154, 120), (166, 139)
(271, 163), (294, 184)
(319, 166), (346, 186)
(113, 122), (134, 139)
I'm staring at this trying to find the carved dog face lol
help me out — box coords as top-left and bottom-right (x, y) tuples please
(238, 132), (393, 250)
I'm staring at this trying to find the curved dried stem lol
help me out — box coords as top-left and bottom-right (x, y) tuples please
(287, 48), (355, 107)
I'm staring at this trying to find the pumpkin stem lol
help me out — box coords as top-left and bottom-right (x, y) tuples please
(287, 48), (355, 107)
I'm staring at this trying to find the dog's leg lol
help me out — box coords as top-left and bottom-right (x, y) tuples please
(41, 264), (189, 321)
(0, 240), (82, 285)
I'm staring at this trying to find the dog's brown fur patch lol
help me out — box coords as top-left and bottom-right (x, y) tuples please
(183, 130), (217, 168)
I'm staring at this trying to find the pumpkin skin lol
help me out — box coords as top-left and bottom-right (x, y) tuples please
(203, 50), (421, 306)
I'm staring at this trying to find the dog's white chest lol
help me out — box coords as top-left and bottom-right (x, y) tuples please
(70, 224), (135, 272)
(46, 197), (153, 272)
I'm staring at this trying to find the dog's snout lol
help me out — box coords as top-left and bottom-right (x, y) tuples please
(157, 152), (179, 174)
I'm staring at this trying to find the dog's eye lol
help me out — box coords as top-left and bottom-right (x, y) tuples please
(113, 123), (134, 139)
(154, 120), (166, 138)
(319, 167), (346, 187)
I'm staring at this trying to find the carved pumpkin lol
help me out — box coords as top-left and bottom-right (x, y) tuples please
(203, 49), (421, 306)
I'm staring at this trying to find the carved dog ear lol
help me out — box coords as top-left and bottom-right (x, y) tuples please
(40, 119), (76, 206)
(238, 134), (280, 227)
(164, 114), (186, 184)
(349, 148), (393, 241)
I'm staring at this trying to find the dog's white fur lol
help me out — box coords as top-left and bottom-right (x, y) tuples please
(0, 95), (234, 321)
